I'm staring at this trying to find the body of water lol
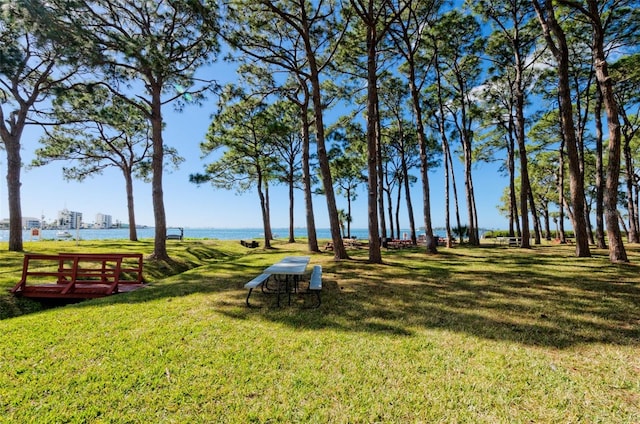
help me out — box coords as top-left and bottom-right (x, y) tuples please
(7, 227), (395, 242)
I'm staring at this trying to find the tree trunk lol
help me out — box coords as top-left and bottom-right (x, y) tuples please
(435, 53), (454, 251)
(558, 67), (591, 256)
(617, 210), (629, 238)
(386, 182), (394, 239)
(409, 71), (436, 252)
(528, 188), (541, 244)
(636, 186), (640, 241)
(514, 55), (531, 248)
(305, 41), (347, 260)
(257, 171), (272, 248)
(6, 135), (24, 252)
(543, 208), (551, 239)
(448, 148), (463, 245)
(456, 75), (479, 246)
(265, 182), (273, 241)
(623, 130), (637, 243)
(395, 182), (401, 239)
(585, 203), (595, 245)
(587, 0), (627, 262)
(507, 126), (518, 237)
(124, 168), (138, 241)
(462, 133), (478, 245)
(436, 104), (452, 246)
(557, 132), (567, 243)
(402, 156), (417, 244)
(347, 190), (353, 239)
(533, 0), (591, 257)
(300, 106), (319, 251)
(376, 97), (386, 243)
(365, 24), (382, 263)
(1, 104), (28, 252)
(443, 140), (451, 246)
(149, 83), (169, 261)
(594, 86), (607, 248)
(288, 164), (295, 243)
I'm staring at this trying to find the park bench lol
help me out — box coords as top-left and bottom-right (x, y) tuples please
(240, 240), (259, 248)
(11, 253), (145, 300)
(308, 265), (322, 308)
(166, 227), (184, 240)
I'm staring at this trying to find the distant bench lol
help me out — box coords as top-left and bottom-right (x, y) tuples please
(495, 236), (534, 246)
(11, 253), (145, 300)
(240, 240), (259, 248)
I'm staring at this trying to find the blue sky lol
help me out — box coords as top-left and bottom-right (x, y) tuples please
(2, 62), (511, 232)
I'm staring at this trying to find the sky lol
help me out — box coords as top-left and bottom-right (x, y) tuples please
(1, 62), (512, 232)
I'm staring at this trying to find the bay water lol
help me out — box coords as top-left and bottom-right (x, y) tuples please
(10, 227), (384, 242)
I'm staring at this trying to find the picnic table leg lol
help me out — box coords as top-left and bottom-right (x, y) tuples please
(246, 288), (254, 307)
(275, 275), (293, 307)
(276, 278), (282, 307)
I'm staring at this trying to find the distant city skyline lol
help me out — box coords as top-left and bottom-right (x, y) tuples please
(1, 209), (115, 230)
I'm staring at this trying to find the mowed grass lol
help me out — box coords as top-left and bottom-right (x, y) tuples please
(0, 239), (638, 422)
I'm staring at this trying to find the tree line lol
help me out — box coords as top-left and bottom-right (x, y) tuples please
(0, 0), (638, 264)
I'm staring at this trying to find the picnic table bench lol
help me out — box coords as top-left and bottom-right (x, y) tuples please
(244, 273), (271, 306)
(308, 265), (322, 308)
(11, 253), (145, 300)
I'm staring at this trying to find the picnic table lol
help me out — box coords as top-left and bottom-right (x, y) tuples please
(495, 236), (532, 246)
(244, 256), (312, 307)
(383, 238), (413, 249)
(263, 256), (310, 306)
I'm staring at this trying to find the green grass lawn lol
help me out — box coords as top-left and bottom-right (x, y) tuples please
(1, 239), (638, 422)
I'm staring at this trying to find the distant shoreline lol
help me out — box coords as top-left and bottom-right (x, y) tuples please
(0, 227), (495, 242)
(7, 227), (377, 241)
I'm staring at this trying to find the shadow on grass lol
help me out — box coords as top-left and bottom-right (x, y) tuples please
(4, 243), (640, 349)
(0, 240), (250, 319)
(214, 246), (640, 349)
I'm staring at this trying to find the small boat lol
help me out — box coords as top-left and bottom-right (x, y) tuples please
(57, 231), (73, 239)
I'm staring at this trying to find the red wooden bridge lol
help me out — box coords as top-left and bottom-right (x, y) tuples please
(11, 253), (145, 300)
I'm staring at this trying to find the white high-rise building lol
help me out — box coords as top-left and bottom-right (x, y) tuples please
(96, 213), (113, 229)
(57, 209), (82, 229)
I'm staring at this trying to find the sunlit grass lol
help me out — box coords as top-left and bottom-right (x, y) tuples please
(0, 239), (638, 422)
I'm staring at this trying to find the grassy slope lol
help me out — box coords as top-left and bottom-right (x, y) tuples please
(0, 239), (638, 423)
